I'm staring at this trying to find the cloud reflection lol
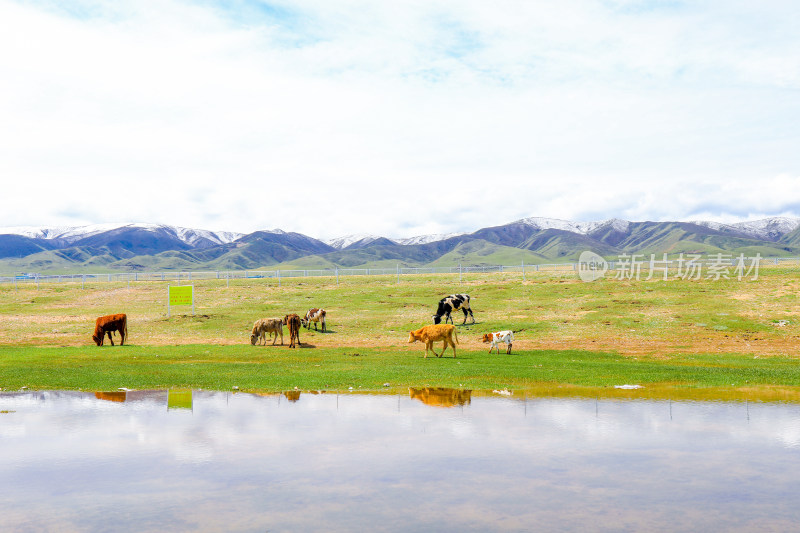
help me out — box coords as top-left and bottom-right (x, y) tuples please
(1, 391), (800, 531)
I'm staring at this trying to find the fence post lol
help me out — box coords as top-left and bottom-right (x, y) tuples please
(336, 267), (339, 285)
(277, 270), (281, 287)
(459, 263), (462, 283)
(522, 261), (525, 282)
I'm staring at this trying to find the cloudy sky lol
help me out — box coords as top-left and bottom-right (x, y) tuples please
(1, 0), (798, 240)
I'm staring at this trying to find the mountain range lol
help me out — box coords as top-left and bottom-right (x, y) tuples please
(1, 216), (799, 274)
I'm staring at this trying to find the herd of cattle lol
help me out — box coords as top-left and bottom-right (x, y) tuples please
(92, 293), (517, 357)
(249, 308), (326, 349)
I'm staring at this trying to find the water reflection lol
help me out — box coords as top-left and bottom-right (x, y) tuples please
(2, 390), (800, 532)
(95, 391), (127, 403)
(409, 386), (471, 407)
(283, 390), (301, 402)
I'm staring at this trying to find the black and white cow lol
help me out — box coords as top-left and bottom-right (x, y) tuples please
(433, 293), (475, 325)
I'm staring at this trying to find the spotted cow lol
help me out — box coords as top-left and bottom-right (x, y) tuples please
(433, 294), (474, 325)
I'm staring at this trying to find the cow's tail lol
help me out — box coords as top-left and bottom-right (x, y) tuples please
(453, 327), (459, 345)
(124, 315), (128, 342)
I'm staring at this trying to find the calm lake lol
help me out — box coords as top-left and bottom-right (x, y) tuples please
(2, 388), (800, 532)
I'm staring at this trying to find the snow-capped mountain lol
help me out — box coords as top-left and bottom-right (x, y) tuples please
(4, 217), (800, 250)
(325, 234), (394, 249)
(0, 223), (243, 246)
(395, 232), (467, 246)
(514, 217), (632, 235)
(3, 216), (800, 270)
(691, 217), (800, 241)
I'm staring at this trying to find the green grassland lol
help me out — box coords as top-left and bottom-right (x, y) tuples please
(1, 268), (800, 399)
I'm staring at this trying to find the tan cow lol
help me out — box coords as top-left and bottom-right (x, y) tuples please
(408, 324), (459, 358)
(92, 313), (128, 346)
(283, 314), (302, 348)
(250, 318), (284, 346)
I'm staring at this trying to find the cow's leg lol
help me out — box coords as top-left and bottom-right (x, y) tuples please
(322, 320), (326, 333)
(120, 327), (125, 346)
(107, 331), (115, 346)
(507, 343), (512, 354)
(461, 308), (469, 324)
(426, 341), (437, 358)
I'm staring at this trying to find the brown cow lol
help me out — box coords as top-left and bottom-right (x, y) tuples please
(408, 324), (458, 358)
(283, 313), (302, 348)
(250, 318), (284, 346)
(92, 313), (128, 346)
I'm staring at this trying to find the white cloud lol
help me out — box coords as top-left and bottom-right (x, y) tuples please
(0, 0), (798, 239)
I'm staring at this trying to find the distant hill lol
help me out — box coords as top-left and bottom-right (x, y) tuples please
(1, 217), (799, 273)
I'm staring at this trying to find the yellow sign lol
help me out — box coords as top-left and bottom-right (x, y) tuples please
(169, 285), (193, 306)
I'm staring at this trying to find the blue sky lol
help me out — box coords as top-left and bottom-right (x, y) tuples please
(1, 0), (798, 239)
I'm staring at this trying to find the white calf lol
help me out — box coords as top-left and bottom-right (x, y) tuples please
(482, 330), (514, 354)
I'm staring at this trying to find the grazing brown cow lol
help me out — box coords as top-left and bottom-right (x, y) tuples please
(408, 324), (458, 358)
(92, 313), (128, 346)
(250, 318), (284, 346)
(301, 308), (327, 332)
(283, 314), (302, 348)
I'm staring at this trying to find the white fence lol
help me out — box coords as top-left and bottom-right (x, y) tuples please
(3, 255), (799, 288)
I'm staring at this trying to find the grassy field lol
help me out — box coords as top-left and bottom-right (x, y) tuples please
(1, 268), (800, 398)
